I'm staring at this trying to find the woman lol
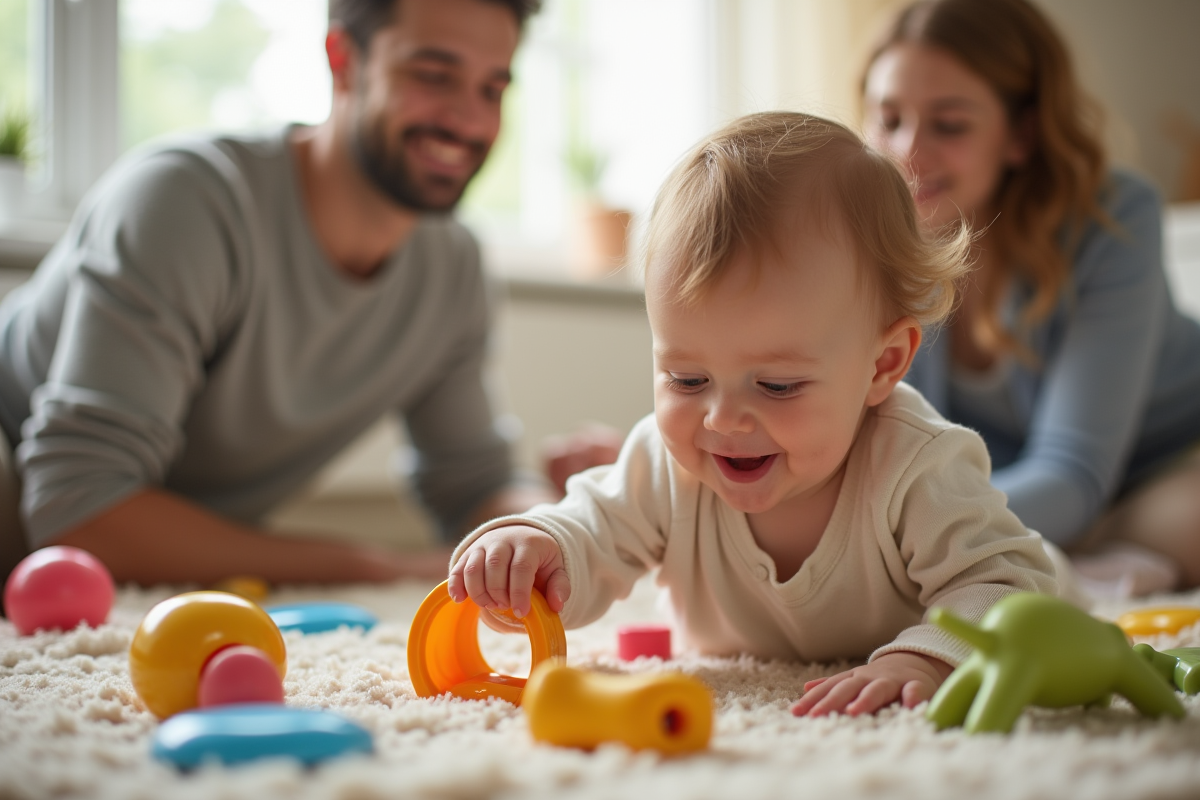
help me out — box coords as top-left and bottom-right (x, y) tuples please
(861, 0), (1200, 592)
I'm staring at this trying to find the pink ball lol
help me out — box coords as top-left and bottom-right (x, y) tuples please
(617, 623), (672, 661)
(4, 546), (115, 635)
(197, 645), (285, 708)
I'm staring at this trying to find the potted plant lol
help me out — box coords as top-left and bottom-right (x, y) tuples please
(0, 107), (30, 221)
(565, 141), (632, 281)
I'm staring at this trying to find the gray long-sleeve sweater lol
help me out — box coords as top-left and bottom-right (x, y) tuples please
(0, 127), (514, 546)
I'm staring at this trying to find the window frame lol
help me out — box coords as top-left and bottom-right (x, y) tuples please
(0, 0), (118, 264)
(32, 0), (121, 221)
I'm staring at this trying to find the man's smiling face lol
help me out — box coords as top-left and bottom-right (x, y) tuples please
(351, 0), (518, 211)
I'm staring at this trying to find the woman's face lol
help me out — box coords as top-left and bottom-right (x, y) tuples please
(863, 43), (1029, 231)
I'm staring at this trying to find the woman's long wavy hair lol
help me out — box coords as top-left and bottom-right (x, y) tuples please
(865, 0), (1110, 359)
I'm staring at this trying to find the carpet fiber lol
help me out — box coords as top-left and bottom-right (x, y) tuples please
(3, 576), (1200, 800)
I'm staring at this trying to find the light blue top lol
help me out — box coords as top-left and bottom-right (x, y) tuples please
(0, 127), (514, 546)
(906, 170), (1200, 546)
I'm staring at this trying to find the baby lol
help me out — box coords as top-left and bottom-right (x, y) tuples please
(448, 111), (1070, 718)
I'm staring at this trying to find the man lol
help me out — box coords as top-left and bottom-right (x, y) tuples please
(0, 0), (549, 586)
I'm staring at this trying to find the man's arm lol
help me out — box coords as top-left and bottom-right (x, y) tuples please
(54, 488), (450, 585)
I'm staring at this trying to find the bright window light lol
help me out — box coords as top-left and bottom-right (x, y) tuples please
(114, 0), (714, 280)
(0, 0), (30, 120)
(120, 0), (330, 149)
(461, 0), (714, 277)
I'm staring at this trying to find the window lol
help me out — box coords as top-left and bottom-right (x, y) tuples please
(0, 0), (30, 128)
(459, 0), (717, 281)
(120, 0), (330, 150)
(3, 0), (733, 282)
(0, 0), (34, 226)
(7, 0), (120, 225)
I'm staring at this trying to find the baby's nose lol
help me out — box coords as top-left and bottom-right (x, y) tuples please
(703, 397), (754, 435)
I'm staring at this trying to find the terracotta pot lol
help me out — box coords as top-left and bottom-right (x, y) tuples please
(569, 202), (633, 280)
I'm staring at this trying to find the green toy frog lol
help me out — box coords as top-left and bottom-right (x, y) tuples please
(927, 592), (1184, 734)
(1133, 645), (1200, 695)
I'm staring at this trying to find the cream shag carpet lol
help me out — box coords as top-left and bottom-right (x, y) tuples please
(3, 575), (1200, 800)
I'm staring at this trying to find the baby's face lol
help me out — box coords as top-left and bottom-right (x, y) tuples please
(647, 229), (893, 516)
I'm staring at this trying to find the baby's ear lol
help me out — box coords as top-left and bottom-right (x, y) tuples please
(866, 316), (921, 407)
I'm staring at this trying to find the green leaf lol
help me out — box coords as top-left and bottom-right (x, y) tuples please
(0, 107), (30, 162)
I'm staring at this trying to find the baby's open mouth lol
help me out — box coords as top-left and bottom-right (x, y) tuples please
(713, 453), (778, 483)
(725, 456), (770, 471)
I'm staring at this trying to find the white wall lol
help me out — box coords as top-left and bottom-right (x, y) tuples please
(490, 286), (653, 469)
(268, 283), (653, 549)
(1034, 0), (1200, 200)
(714, 0), (1200, 200)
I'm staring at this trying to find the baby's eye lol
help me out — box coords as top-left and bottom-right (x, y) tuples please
(665, 374), (707, 393)
(758, 381), (805, 398)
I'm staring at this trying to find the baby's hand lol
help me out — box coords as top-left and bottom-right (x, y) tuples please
(790, 652), (954, 718)
(446, 525), (570, 619)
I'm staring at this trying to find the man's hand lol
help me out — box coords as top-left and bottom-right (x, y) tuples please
(446, 524), (569, 618)
(790, 651), (955, 718)
(354, 545), (453, 582)
(542, 423), (624, 496)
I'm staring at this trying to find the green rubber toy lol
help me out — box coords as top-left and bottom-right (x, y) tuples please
(1133, 645), (1200, 695)
(927, 592), (1184, 734)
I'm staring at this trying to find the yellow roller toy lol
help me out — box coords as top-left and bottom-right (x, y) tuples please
(210, 576), (271, 604)
(522, 661), (713, 755)
(407, 580), (566, 705)
(129, 591), (287, 719)
(1115, 606), (1200, 637)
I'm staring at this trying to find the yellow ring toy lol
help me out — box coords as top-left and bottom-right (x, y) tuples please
(129, 591), (287, 719)
(1116, 606), (1200, 637)
(407, 580), (566, 705)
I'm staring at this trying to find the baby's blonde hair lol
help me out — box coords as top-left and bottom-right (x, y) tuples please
(642, 111), (970, 328)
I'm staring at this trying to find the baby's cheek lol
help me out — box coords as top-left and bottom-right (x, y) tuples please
(656, 426), (704, 480)
(788, 422), (854, 474)
(662, 435), (700, 475)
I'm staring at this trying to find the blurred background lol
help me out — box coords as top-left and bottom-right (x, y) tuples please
(1, 0), (1198, 547)
(3, 0), (1198, 275)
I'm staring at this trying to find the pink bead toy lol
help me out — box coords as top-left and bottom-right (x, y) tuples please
(3, 546), (115, 635)
(618, 623), (672, 661)
(197, 645), (286, 708)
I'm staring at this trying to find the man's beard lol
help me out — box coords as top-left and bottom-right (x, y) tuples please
(352, 111), (488, 213)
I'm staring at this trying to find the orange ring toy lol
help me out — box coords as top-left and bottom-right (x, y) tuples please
(407, 581), (566, 705)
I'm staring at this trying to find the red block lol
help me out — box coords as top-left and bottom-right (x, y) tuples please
(617, 623), (672, 661)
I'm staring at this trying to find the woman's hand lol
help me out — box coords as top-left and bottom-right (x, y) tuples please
(791, 652), (954, 717)
(447, 524), (570, 618)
